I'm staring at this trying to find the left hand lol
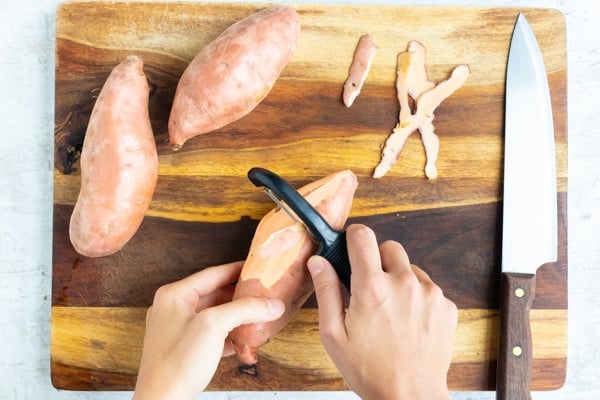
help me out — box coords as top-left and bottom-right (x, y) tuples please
(133, 261), (285, 400)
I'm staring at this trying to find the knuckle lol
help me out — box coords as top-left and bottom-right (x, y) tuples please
(427, 282), (444, 299)
(380, 239), (405, 255)
(357, 274), (390, 305)
(421, 280), (447, 305)
(399, 270), (421, 291)
(347, 224), (375, 241)
(197, 306), (220, 327)
(152, 283), (176, 303)
(319, 321), (343, 346)
(446, 298), (459, 321)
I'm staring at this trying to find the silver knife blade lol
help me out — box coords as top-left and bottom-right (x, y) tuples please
(502, 13), (557, 272)
(496, 13), (558, 400)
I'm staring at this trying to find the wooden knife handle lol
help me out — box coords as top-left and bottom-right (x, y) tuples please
(496, 272), (536, 400)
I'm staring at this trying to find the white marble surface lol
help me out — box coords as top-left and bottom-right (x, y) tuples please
(1, 0), (598, 399)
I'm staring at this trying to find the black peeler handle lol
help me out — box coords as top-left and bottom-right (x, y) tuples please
(248, 167), (352, 291)
(317, 229), (352, 291)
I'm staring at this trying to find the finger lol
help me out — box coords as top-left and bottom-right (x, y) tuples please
(150, 261), (244, 321)
(307, 255), (346, 339)
(174, 261), (244, 298)
(345, 224), (382, 281)
(194, 284), (236, 313)
(411, 264), (435, 284)
(379, 240), (411, 274)
(195, 297), (285, 337)
(145, 305), (153, 328)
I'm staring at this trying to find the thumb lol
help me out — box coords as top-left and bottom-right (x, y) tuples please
(199, 297), (285, 335)
(307, 255), (346, 333)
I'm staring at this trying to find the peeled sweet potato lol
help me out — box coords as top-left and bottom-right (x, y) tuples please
(69, 55), (158, 257)
(168, 5), (300, 150)
(229, 170), (358, 365)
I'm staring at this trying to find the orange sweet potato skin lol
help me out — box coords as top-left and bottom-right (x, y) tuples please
(168, 5), (300, 150)
(229, 170), (358, 365)
(69, 55), (158, 258)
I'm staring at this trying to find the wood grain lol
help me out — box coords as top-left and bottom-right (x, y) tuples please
(52, 2), (567, 391)
(51, 307), (567, 391)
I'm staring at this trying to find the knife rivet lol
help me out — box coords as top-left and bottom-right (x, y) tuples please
(512, 346), (523, 357)
(514, 288), (525, 298)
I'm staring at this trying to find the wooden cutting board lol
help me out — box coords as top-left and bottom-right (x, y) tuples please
(51, 1), (568, 392)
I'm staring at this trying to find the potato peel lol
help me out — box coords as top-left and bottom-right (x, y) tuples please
(373, 41), (470, 179)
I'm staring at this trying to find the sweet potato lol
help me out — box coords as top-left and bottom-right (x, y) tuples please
(229, 170), (358, 365)
(69, 55), (158, 257)
(168, 5), (300, 150)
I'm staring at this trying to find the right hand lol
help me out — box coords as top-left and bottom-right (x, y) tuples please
(307, 224), (458, 400)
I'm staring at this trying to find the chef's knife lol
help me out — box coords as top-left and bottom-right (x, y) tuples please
(496, 14), (557, 400)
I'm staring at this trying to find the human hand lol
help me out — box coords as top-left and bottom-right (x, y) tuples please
(307, 224), (457, 400)
(133, 261), (285, 400)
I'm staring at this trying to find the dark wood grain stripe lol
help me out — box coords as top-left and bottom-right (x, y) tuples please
(53, 194), (566, 308)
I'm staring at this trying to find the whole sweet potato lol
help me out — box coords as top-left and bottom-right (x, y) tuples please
(168, 5), (300, 150)
(69, 55), (158, 257)
(229, 170), (358, 365)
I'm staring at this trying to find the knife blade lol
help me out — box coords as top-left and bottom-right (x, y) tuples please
(496, 13), (557, 400)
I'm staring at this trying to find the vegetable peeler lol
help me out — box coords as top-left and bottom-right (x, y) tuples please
(247, 167), (352, 291)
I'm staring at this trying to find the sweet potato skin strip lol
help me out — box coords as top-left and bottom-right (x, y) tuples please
(343, 34), (378, 107)
(373, 41), (469, 179)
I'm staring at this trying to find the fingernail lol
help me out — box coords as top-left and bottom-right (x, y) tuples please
(307, 256), (325, 276)
(267, 299), (285, 316)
